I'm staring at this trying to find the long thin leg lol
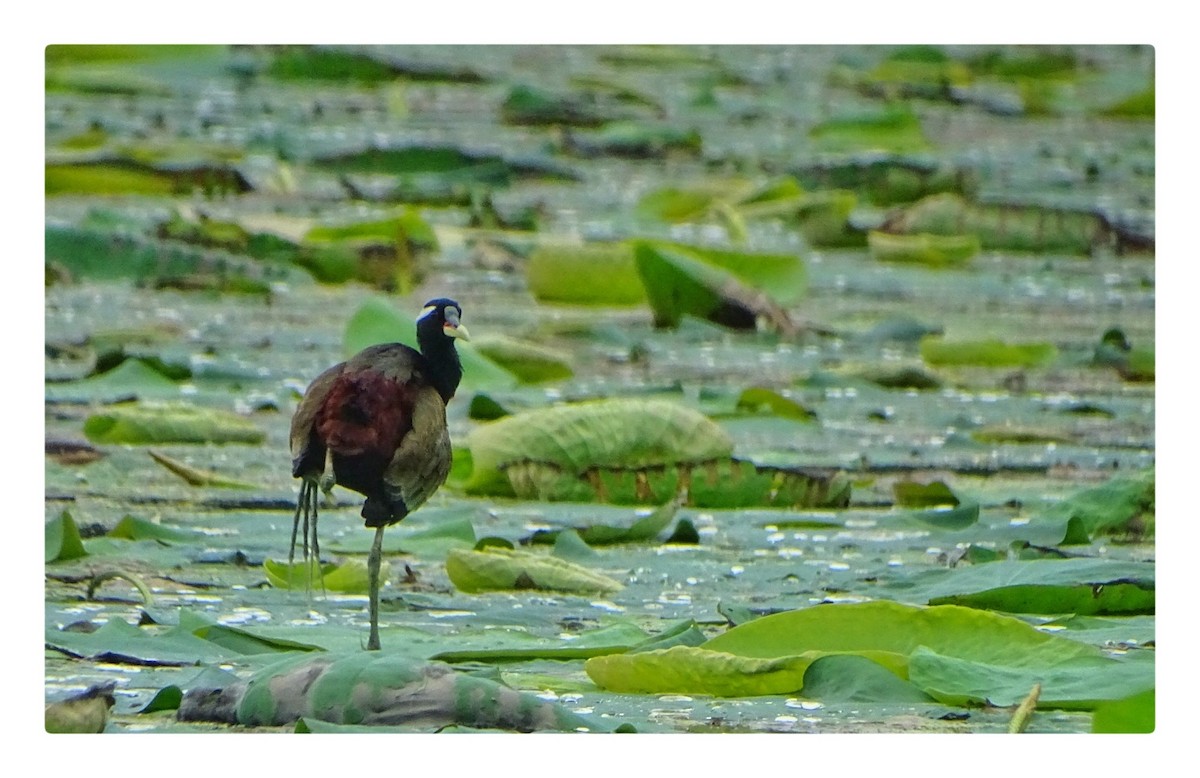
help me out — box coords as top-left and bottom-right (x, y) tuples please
(288, 480), (324, 596)
(366, 525), (386, 651)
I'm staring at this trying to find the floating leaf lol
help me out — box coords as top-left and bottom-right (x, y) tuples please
(83, 403), (264, 444)
(893, 479), (960, 507)
(445, 547), (623, 594)
(633, 241), (800, 333)
(882, 193), (1110, 254)
(931, 583), (1154, 616)
(432, 621), (649, 663)
(46, 510), (88, 563)
(107, 515), (201, 543)
(809, 108), (929, 153)
(46, 358), (180, 403)
(700, 601), (1150, 707)
(868, 231), (980, 266)
(342, 297), (518, 390)
(570, 121), (701, 158)
(552, 529), (599, 561)
(46, 617), (238, 666)
(263, 558), (387, 595)
(526, 242), (646, 306)
(971, 425), (1074, 444)
(920, 336), (1057, 368)
(907, 502), (979, 530)
(464, 398), (732, 497)
(586, 645), (812, 696)
(1091, 689), (1154, 733)
(472, 334), (573, 383)
(501, 84), (610, 127)
(526, 492), (686, 546)
(1037, 470), (1155, 544)
(735, 387), (816, 421)
(800, 655), (935, 703)
(44, 684), (114, 734)
(916, 558), (1155, 616)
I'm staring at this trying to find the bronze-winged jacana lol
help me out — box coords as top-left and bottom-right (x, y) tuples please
(288, 298), (468, 650)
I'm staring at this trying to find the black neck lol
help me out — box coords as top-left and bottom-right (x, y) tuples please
(417, 330), (463, 403)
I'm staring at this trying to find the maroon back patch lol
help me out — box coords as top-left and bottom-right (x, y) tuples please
(314, 369), (418, 459)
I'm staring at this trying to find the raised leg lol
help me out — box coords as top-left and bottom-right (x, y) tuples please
(366, 525), (386, 651)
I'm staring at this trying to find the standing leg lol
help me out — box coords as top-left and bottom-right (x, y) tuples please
(366, 525), (387, 651)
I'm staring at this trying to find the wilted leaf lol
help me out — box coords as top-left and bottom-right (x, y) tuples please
(147, 449), (258, 489)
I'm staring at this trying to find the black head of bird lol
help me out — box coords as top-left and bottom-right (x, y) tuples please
(287, 297), (468, 650)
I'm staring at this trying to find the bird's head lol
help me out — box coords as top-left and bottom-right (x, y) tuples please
(417, 298), (470, 344)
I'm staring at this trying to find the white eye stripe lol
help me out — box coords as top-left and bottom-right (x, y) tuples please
(416, 305), (438, 322)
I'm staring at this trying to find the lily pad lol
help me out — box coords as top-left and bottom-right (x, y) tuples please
(633, 241), (800, 333)
(471, 334), (573, 384)
(342, 297), (518, 390)
(83, 403), (265, 444)
(445, 547), (623, 594)
(920, 336), (1058, 368)
(695, 601), (1152, 707)
(526, 242), (646, 306)
(867, 231), (980, 266)
(463, 398), (733, 497)
(46, 510), (88, 563)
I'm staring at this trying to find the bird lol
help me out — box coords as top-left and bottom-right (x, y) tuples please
(288, 298), (468, 650)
